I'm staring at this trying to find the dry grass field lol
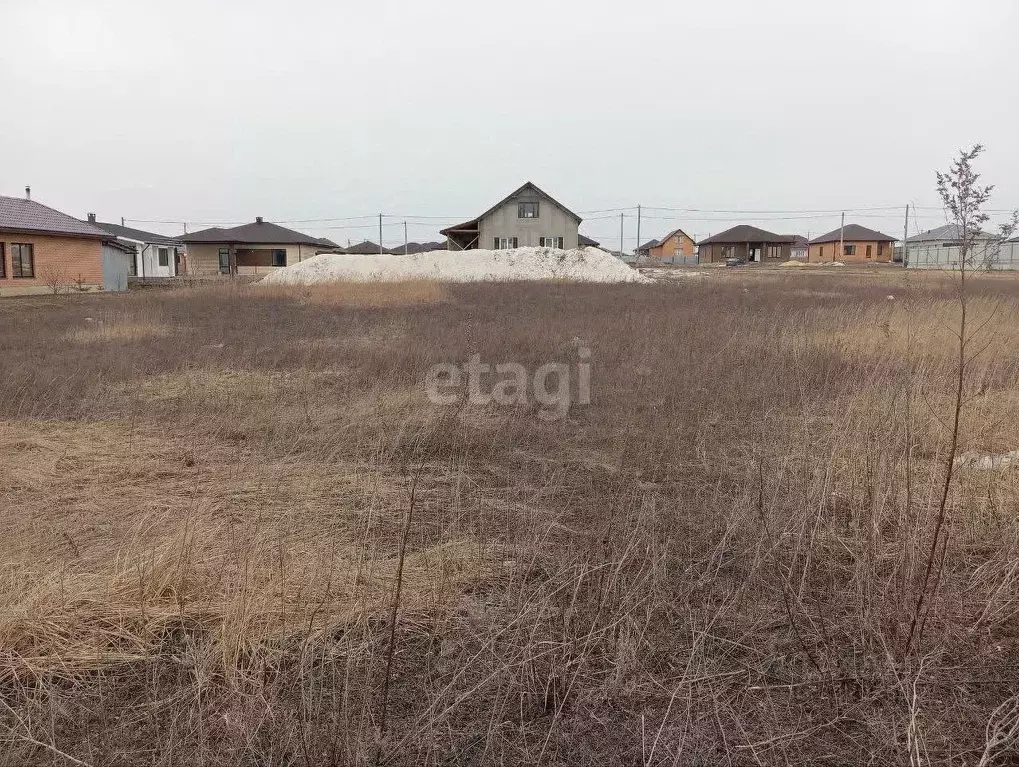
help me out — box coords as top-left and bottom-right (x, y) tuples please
(3, 270), (1019, 765)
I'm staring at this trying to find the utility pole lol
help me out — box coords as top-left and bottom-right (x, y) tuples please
(838, 212), (845, 262)
(902, 205), (910, 266)
(619, 213), (624, 260)
(636, 204), (642, 262)
(404, 221), (408, 255)
(379, 214), (384, 255)
(121, 217), (125, 226)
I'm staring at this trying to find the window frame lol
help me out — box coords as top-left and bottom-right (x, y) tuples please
(878, 242), (885, 256)
(271, 249), (287, 267)
(157, 247), (169, 267)
(494, 237), (519, 249)
(517, 201), (539, 219)
(539, 236), (564, 249)
(218, 247), (231, 275)
(866, 244), (873, 259)
(11, 243), (34, 278)
(843, 244), (857, 256)
(0, 243), (5, 278)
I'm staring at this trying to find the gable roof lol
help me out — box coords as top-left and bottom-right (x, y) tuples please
(788, 235), (809, 248)
(92, 220), (180, 245)
(578, 234), (600, 248)
(440, 181), (582, 235)
(698, 225), (794, 245)
(905, 223), (996, 243)
(637, 239), (660, 251)
(810, 224), (896, 244)
(179, 219), (325, 246)
(0, 196), (111, 239)
(651, 228), (693, 247)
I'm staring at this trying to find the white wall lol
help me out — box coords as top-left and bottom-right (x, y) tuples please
(906, 240), (1019, 270)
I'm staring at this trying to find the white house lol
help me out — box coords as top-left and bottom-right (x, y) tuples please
(88, 215), (183, 278)
(904, 224), (1016, 270)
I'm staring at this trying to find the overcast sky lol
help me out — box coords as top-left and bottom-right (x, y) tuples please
(2, 0), (1017, 247)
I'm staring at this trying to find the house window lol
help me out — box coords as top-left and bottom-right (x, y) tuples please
(843, 244), (856, 256)
(866, 245), (873, 258)
(766, 245), (784, 259)
(272, 249), (287, 267)
(819, 245), (824, 258)
(11, 243), (34, 278)
(539, 237), (564, 249)
(0, 243), (5, 278)
(128, 251), (137, 277)
(517, 202), (539, 219)
(878, 242), (885, 256)
(494, 237), (519, 249)
(722, 245), (735, 258)
(218, 248), (230, 274)
(158, 247), (169, 267)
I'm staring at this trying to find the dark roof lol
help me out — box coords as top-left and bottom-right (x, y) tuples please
(92, 220), (180, 245)
(578, 234), (600, 247)
(810, 224), (896, 244)
(179, 219), (325, 246)
(344, 240), (389, 255)
(906, 223), (996, 243)
(637, 239), (660, 251)
(0, 195), (110, 239)
(788, 235), (809, 247)
(314, 237), (340, 249)
(103, 239), (138, 255)
(440, 181), (582, 236)
(396, 241), (446, 254)
(698, 225), (795, 245)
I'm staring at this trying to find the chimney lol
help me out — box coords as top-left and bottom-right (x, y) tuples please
(24, 186), (31, 201)
(256, 216), (264, 224)
(87, 213), (96, 223)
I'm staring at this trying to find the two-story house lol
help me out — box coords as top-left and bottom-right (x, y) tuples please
(441, 182), (582, 251)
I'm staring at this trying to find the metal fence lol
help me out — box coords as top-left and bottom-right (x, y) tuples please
(905, 241), (1019, 270)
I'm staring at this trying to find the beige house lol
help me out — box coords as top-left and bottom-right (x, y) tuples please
(179, 217), (338, 277)
(441, 182), (582, 250)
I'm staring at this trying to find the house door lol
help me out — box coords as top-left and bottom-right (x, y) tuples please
(174, 249), (183, 276)
(748, 246), (761, 262)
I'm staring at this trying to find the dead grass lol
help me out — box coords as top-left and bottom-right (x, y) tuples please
(2, 271), (1019, 764)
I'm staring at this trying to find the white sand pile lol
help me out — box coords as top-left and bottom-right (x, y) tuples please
(260, 247), (650, 285)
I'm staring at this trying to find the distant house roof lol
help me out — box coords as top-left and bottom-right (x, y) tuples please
(314, 237), (341, 249)
(0, 195), (110, 239)
(637, 239), (660, 252)
(788, 235), (809, 248)
(699, 225), (795, 245)
(578, 234), (600, 248)
(396, 241), (446, 254)
(91, 219), (180, 245)
(179, 218), (325, 246)
(905, 223), (996, 243)
(344, 240), (389, 254)
(810, 224), (896, 244)
(440, 181), (583, 235)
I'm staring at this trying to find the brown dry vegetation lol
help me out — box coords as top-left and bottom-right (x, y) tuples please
(2, 271), (1019, 765)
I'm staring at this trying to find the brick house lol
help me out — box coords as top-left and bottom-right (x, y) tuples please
(647, 228), (696, 263)
(179, 218), (338, 276)
(697, 225), (796, 263)
(0, 192), (130, 295)
(809, 224), (896, 263)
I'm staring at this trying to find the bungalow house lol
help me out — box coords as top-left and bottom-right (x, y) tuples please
(440, 182), (582, 251)
(87, 215), (183, 278)
(905, 223), (1015, 270)
(0, 191), (132, 294)
(697, 225), (795, 263)
(809, 225), (895, 263)
(647, 228), (696, 264)
(178, 217), (333, 276)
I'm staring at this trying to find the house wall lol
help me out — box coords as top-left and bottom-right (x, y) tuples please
(478, 191), (580, 250)
(132, 242), (181, 278)
(184, 243), (322, 276)
(0, 232), (104, 296)
(698, 242), (791, 263)
(808, 240), (893, 263)
(649, 233), (696, 262)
